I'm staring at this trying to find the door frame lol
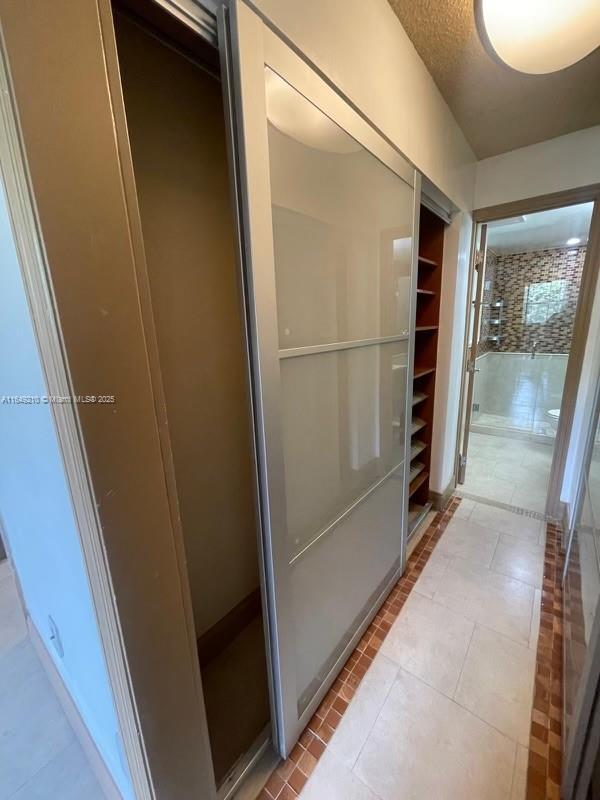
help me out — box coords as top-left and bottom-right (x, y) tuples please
(0, 0), (226, 797)
(0, 10), (156, 800)
(562, 368), (600, 798)
(457, 222), (488, 484)
(219, 0), (417, 756)
(455, 184), (600, 518)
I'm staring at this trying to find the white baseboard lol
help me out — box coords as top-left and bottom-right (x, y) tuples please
(27, 617), (122, 800)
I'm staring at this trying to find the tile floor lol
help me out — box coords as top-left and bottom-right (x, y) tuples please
(458, 431), (554, 514)
(295, 500), (546, 800)
(0, 562), (105, 800)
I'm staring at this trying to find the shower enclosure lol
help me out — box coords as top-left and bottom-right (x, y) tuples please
(459, 202), (596, 515)
(471, 352), (568, 440)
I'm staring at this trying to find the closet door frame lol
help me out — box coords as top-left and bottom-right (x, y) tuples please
(219, 0), (418, 756)
(0, 1), (222, 797)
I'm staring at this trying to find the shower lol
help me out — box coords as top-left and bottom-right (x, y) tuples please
(458, 201), (594, 514)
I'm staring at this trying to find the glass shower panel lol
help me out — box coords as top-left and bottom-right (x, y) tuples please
(281, 342), (408, 558)
(264, 67), (414, 718)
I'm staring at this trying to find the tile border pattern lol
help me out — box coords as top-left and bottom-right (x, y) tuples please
(527, 520), (565, 800)
(455, 489), (548, 521)
(258, 496), (462, 799)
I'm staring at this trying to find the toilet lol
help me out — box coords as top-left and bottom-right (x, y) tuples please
(547, 408), (560, 431)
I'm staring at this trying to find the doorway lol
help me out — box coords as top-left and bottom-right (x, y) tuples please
(458, 201), (596, 515)
(112, 3), (271, 791)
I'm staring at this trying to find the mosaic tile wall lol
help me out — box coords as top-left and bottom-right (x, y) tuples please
(493, 247), (585, 354)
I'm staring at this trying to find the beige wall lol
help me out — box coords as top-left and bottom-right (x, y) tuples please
(115, 14), (259, 637)
(252, 0), (476, 212)
(475, 126), (600, 210)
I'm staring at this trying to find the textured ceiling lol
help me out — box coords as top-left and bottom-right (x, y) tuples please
(388, 0), (600, 158)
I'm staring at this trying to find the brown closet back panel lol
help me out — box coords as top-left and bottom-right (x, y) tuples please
(114, 11), (270, 785)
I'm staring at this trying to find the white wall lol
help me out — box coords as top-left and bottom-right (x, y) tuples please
(430, 212), (472, 495)
(0, 187), (132, 798)
(251, 0), (476, 212)
(475, 125), (600, 210)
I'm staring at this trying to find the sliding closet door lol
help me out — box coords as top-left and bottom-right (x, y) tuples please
(220, 1), (417, 754)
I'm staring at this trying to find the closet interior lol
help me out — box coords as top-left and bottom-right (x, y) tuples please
(408, 205), (446, 537)
(112, 3), (270, 788)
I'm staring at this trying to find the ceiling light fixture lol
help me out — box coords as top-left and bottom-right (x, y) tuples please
(567, 237), (581, 245)
(475, 0), (600, 74)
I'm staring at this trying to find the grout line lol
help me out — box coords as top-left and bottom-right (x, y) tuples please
(452, 623), (476, 702)
(488, 530), (502, 565)
(348, 660), (399, 772)
(508, 740), (521, 800)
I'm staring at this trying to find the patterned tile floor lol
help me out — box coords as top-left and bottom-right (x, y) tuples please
(258, 496), (561, 800)
(527, 521), (564, 800)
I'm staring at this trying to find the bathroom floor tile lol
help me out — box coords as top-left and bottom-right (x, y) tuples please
(9, 741), (105, 800)
(354, 668), (516, 800)
(0, 638), (43, 703)
(414, 549), (453, 598)
(452, 497), (475, 520)
(0, 668), (75, 798)
(460, 473), (515, 504)
(328, 654), (398, 769)
(490, 534), (545, 588)
(521, 444), (554, 469)
(510, 745), (529, 800)
(469, 503), (543, 543)
(511, 486), (548, 514)
(529, 589), (542, 651)
(436, 518), (499, 567)
(433, 558), (534, 646)
(454, 626), (535, 746)
(493, 461), (549, 488)
(380, 593), (474, 697)
(0, 575), (28, 657)
(301, 750), (379, 800)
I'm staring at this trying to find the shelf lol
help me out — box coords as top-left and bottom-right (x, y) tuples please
(409, 470), (429, 497)
(409, 461), (426, 482)
(415, 325), (438, 332)
(411, 417), (427, 435)
(412, 391), (428, 407)
(417, 288), (435, 296)
(408, 501), (433, 537)
(411, 440), (427, 460)
(413, 367), (435, 380)
(418, 255), (438, 268)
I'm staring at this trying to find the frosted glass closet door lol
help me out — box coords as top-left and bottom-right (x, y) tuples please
(265, 68), (413, 714)
(221, 0), (417, 753)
